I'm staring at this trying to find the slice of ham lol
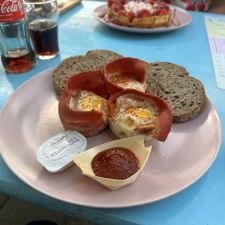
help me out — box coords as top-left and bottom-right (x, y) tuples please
(66, 70), (108, 99)
(104, 57), (148, 95)
(108, 89), (172, 142)
(58, 71), (108, 137)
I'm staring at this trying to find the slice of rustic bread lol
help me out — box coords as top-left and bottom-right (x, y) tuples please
(146, 62), (206, 122)
(52, 50), (122, 96)
(86, 49), (122, 62)
(146, 62), (189, 79)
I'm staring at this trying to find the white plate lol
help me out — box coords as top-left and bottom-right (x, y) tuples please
(93, 4), (192, 33)
(0, 68), (221, 208)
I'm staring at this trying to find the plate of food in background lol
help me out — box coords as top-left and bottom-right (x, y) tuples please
(93, 0), (192, 33)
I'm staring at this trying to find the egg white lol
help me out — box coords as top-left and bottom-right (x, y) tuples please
(110, 73), (146, 92)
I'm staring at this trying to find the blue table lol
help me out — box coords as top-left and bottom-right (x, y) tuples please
(0, 1), (225, 225)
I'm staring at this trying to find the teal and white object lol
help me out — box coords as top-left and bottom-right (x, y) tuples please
(37, 130), (87, 173)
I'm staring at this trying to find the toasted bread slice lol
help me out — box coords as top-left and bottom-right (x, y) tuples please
(146, 62), (206, 122)
(52, 50), (122, 96)
(146, 62), (189, 79)
(86, 49), (122, 62)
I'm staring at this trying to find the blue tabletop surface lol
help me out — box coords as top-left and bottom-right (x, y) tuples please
(0, 1), (225, 225)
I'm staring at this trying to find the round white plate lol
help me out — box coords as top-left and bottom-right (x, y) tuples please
(0, 68), (221, 208)
(93, 4), (192, 33)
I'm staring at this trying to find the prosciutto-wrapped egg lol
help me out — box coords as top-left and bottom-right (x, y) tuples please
(108, 89), (172, 142)
(104, 57), (148, 95)
(58, 71), (108, 137)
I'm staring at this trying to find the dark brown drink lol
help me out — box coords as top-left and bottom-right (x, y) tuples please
(29, 19), (59, 60)
(1, 48), (35, 73)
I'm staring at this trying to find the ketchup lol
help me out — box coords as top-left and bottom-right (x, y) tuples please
(91, 147), (139, 179)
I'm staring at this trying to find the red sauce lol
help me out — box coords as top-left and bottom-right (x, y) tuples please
(91, 147), (139, 180)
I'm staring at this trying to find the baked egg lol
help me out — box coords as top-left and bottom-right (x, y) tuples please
(69, 90), (108, 121)
(109, 94), (158, 140)
(109, 73), (146, 92)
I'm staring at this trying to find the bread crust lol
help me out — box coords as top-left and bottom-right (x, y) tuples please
(108, 8), (172, 28)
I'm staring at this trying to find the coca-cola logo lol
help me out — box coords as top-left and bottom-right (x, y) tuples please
(1, 0), (23, 14)
(0, 0), (25, 22)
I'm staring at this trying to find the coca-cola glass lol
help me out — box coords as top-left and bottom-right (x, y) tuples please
(0, 0), (36, 74)
(24, 0), (59, 60)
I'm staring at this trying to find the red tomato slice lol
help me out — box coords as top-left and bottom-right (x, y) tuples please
(138, 9), (151, 18)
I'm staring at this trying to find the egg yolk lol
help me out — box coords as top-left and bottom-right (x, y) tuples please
(126, 107), (152, 119)
(81, 93), (104, 112)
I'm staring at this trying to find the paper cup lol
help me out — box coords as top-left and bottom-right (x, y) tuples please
(74, 136), (151, 190)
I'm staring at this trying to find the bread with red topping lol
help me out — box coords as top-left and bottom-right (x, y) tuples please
(107, 0), (172, 28)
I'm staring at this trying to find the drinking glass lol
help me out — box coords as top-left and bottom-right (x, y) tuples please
(24, 0), (60, 60)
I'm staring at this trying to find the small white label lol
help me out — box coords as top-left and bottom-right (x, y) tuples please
(37, 130), (87, 173)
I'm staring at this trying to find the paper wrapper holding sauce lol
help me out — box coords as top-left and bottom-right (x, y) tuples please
(74, 136), (151, 190)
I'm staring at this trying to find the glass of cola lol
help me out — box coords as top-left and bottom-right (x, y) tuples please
(24, 0), (59, 60)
